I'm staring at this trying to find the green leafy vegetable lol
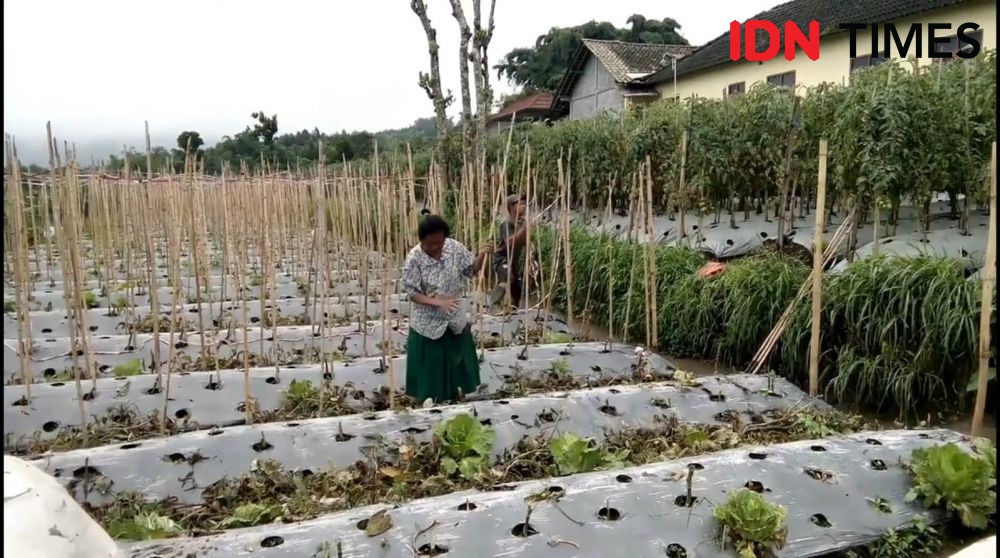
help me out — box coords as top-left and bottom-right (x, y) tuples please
(434, 414), (495, 480)
(215, 503), (282, 529)
(549, 433), (626, 474)
(549, 358), (571, 376)
(713, 489), (787, 558)
(107, 512), (181, 540)
(905, 443), (996, 529)
(113, 359), (143, 378)
(849, 518), (941, 558)
(82, 292), (99, 309)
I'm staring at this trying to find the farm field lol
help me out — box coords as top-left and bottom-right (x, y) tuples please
(4, 151), (996, 558)
(3, 43), (997, 558)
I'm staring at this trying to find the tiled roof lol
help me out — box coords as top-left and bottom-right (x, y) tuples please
(490, 92), (556, 122)
(643, 0), (974, 83)
(553, 40), (697, 106)
(581, 39), (698, 82)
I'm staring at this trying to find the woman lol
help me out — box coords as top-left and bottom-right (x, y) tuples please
(402, 215), (491, 403)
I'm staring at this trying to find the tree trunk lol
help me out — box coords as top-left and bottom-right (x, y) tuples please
(449, 0), (474, 153)
(411, 0), (452, 188)
(472, 0), (497, 159)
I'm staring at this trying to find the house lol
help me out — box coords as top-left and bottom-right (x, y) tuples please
(553, 39), (697, 119)
(642, 0), (996, 98)
(488, 91), (556, 135)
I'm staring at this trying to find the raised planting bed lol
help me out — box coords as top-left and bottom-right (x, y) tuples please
(33, 373), (821, 506)
(4, 293), (460, 340)
(3, 310), (572, 382)
(122, 429), (969, 557)
(4, 343), (670, 452)
(4, 277), (398, 313)
(562, 198), (987, 261)
(3, 267), (399, 296)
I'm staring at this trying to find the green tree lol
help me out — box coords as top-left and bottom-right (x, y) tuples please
(250, 111), (279, 146)
(176, 131), (204, 155)
(495, 15), (688, 91)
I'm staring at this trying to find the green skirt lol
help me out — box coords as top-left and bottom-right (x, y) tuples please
(406, 325), (480, 403)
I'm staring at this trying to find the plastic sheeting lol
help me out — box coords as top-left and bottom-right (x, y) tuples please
(831, 228), (987, 274)
(3, 293), (412, 339)
(125, 429), (969, 558)
(4, 455), (122, 558)
(34, 374), (816, 507)
(5, 342), (670, 448)
(949, 536), (996, 558)
(4, 277), (395, 313)
(2, 310), (570, 380)
(558, 200), (988, 261)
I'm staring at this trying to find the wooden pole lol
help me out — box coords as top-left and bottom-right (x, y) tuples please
(971, 142), (996, 437)
(808, 139), (828, 397)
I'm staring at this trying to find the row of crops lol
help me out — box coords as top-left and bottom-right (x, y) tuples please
(480, 54), (996, 230)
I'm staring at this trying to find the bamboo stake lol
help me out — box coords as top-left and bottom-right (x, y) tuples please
(558, 154), (574, 330)
(808, 139), (828, 397)
(970, 142), (996, 437)
(605, 178), (615, 348)
(678, 130), (688, 242)
(162, 175), (183, 430)
(237, 167), (254, 423)
(747, 206), (857, 374)
(8, 146), (35, 394)
(47, 128), (87, 446)
(143, 123), (163, 380)
(645, 156), (658, 347)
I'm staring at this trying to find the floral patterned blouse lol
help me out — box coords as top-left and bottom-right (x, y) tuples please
(402, 238), (475, 340)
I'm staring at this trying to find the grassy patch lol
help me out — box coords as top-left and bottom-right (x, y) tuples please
(539, 225), (987, 417)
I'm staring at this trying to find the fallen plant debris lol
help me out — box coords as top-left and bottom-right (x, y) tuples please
(8, 352), (676, 456)
(84, 406), (868, 540)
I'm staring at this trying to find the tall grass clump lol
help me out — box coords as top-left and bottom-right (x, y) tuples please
(782, 256), (981, 417)
(542, 224), (985, 416)
(536, 226), (705, 342)
(712, 255), (808, 364)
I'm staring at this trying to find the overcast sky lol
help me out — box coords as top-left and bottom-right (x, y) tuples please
(4, 0), (774, 163)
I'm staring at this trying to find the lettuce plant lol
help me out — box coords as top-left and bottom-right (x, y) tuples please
(550, 433), (627, 474)
(433, 414), (495, 480)
(905, 443), (996, 529)
(713, 489), (787, 558)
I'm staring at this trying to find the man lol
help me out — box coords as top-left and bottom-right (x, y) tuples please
(492, 194), (528, 308)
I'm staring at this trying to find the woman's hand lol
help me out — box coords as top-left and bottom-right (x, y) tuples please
(432, 296), (460, 312)
(478, 243), (495, 256)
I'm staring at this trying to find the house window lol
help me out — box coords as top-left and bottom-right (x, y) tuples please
(766, 71), (796, 88)
(850, 52), (889, 72)
(933, 29), (984, 62)
(727, 82), (746, 96)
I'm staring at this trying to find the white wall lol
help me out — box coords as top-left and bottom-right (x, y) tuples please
(658, 0), (997, 99)
(569, 56), (625, 119)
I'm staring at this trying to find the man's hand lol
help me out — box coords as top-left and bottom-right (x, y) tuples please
(478, 243), (495, 255)
(433, 296), (460, 312)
